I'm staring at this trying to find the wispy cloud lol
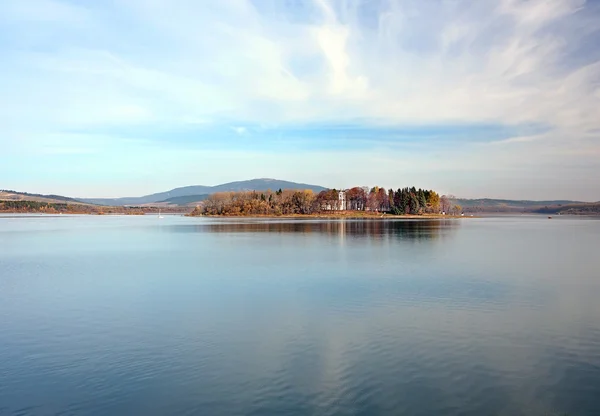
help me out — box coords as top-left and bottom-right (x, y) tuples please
(1, 0), (599, 199)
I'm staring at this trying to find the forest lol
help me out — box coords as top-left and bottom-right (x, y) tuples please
(192, 187), (462, 216)
(0, 200), (75, 213)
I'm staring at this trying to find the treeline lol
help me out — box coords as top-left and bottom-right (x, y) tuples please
(342, 186), (459, 215)
(0, 201), (72, 213)
(192, 187), (462, 216)
(0, 200), (147, 215)
(195, 189), (315, 216)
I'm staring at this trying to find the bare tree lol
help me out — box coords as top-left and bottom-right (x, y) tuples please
(440, 195), (451, 214)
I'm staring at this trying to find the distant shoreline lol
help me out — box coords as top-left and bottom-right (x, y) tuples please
(189, 212), (468, 219)
(0, 210), (187, 216)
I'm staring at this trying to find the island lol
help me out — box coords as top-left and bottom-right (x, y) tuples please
(188, 187), (463, 218)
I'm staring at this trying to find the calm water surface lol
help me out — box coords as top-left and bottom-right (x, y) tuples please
(1, 215), (599, 416)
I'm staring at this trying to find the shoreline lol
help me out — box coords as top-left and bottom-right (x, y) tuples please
(188, 212), (469, 219)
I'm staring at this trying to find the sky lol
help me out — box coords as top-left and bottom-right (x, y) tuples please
(1, 0), (599, 200)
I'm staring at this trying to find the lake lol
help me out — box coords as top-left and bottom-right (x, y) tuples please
(1, 215), (599, 416)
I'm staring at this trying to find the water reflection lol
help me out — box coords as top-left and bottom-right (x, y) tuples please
(175, 219), (460, 241)
(2, 216), (599, 416)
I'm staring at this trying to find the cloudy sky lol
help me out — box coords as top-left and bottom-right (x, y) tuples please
(1, 0), (599, 199)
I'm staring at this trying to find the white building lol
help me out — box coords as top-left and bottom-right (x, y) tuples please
(338, 190), (347, 210)
(322, 189), (347, 211)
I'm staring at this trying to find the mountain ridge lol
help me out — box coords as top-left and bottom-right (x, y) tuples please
(79, 178), (329, 206)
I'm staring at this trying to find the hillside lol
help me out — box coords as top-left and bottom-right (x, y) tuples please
(0, 190), (84, 204)
(452, 198), (584, 213)
(0, 200), (185, 215)
(158, 194), (210, 206)
(80, 178), (328, 206)
(533, 202), (600, 215)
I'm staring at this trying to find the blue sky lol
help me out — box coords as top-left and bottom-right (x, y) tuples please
(1, 0), (600, 199)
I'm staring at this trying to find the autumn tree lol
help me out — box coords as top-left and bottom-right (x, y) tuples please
(315, 189), (339, 211)
(377, 187), (389, 211)
(289, 190), (315, 214)
(427, 191), (440, 213)
(346, 187), (367, 210)
(366, 187), (386, 211)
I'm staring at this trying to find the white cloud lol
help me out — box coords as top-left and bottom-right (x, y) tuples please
(3, 0), (598, 127)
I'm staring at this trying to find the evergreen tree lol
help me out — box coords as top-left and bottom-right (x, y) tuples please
(401, 188), (410, 214)
(418, 189), (427, 209)
(394, 188), (402, 210)
(409, 193), (420, 214)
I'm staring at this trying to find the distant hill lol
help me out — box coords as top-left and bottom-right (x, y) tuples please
(533, 202), (600, 215)
(452, 198), (585, 213)
(80, 178), (328, 206)
(209, 179), (327, 194)
(0, 190), (84, 204)
(81, 186), (213, 206)
(454, 198), (581, 208)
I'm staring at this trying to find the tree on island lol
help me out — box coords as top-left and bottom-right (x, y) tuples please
(440, 195), (451, 214)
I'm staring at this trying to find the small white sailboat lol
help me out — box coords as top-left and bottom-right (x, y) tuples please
(158, 209), (164, 219)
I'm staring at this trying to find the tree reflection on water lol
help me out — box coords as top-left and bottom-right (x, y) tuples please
(177, 219), (460, 242)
